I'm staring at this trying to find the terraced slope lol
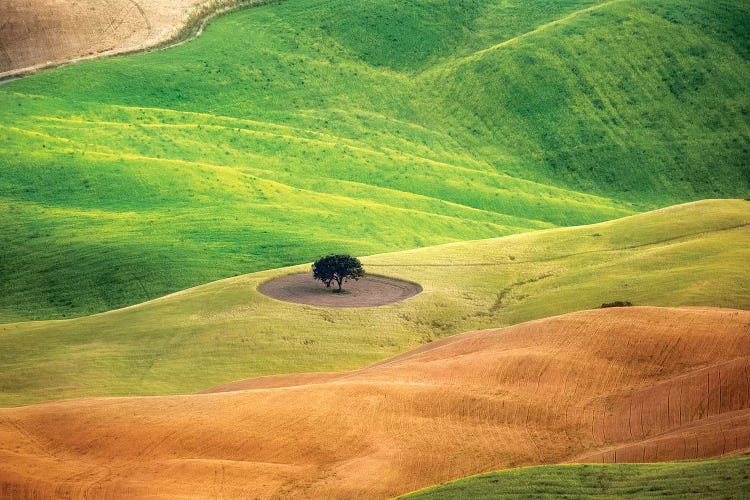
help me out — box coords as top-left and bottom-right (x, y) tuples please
(0, 199), (747, 406)
(399, 455), (750, 499)
(1, 0), (748, 320)
(1, 307), (749, 498)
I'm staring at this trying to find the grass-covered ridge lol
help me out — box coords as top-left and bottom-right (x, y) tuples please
(1, 0), (748, 320)
(399, 454), (750, 499)
(0, 200), (747, 407)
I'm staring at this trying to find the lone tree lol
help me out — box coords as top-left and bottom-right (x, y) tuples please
(312, 254), (365, 292)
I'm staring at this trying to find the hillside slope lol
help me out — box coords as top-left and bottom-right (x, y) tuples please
(1, 307), (749, 498)
(0, 199), (747, 406)
(1, 0), (748, 320)
(426, 0), (750, 199)
(400, 455), (750, 499)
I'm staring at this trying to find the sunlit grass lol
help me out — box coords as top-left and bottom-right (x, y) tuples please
(0, 199), (746, 406)
(1, 0), (747, 320)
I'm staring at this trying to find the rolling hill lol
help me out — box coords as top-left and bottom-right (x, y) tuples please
(1, 0), (748, 321)
(0, 199), (747, 407)
(1, 1), (748, 497)
(1, 306), (749, 498)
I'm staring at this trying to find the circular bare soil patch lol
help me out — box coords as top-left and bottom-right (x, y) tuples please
(258, 273), (422, 307)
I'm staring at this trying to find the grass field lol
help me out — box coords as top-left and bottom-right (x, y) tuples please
(0, 199), (747, 407)
(400, 455), (750, 499)
(1, 0), (748, 321)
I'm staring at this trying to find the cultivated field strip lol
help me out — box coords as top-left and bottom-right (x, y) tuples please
(0, 307), (748, 498)
(0, 0), (276, 79)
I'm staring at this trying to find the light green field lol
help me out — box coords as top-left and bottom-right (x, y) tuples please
(399, 454), (750, 499)
(0, 199), (747, 407)
(1, 0), (748, 321)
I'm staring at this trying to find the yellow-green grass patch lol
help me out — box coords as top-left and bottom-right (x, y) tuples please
(0, 199), (747, 406)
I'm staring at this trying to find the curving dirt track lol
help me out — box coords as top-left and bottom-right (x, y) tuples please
(0, 0), (246, 78)
(258, 273), (423, 307)
(1, 307), (750, 498)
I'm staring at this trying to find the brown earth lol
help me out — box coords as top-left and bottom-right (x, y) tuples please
(258, 273), (423, 307)
(1, 306), (749, 498)
(0, 0), (259, 79)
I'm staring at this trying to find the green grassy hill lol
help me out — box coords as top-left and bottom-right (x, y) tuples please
(399, 454), (750, 499)
(0, 199), (747, 407)
(0, 0), (747, 321)
(427, 0), (750, 200)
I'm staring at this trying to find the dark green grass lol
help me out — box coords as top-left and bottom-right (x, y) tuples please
(0, 0), (748, 320)
(428, 0), (750, 201)
(399, 455), (750, 499)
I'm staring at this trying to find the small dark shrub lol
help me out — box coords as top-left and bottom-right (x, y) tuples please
(601, 301), (633, 308)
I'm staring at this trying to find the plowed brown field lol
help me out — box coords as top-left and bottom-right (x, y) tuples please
(0, 0), (242, 78)
(1, 307), (749, 498)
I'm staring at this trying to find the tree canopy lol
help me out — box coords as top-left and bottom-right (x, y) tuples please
(312, 254), (365, 292)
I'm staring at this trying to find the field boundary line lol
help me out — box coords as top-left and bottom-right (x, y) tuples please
(0, 0), (281, 82)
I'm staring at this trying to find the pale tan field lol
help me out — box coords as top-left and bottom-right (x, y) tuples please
(0, 0), (253, 78)
(1, 306), (748, 499)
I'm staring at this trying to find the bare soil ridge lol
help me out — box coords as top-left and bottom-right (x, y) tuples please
(1, 306), (749, 498)
(258, 273), (422, 307)
(0, 0), (272, 80)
